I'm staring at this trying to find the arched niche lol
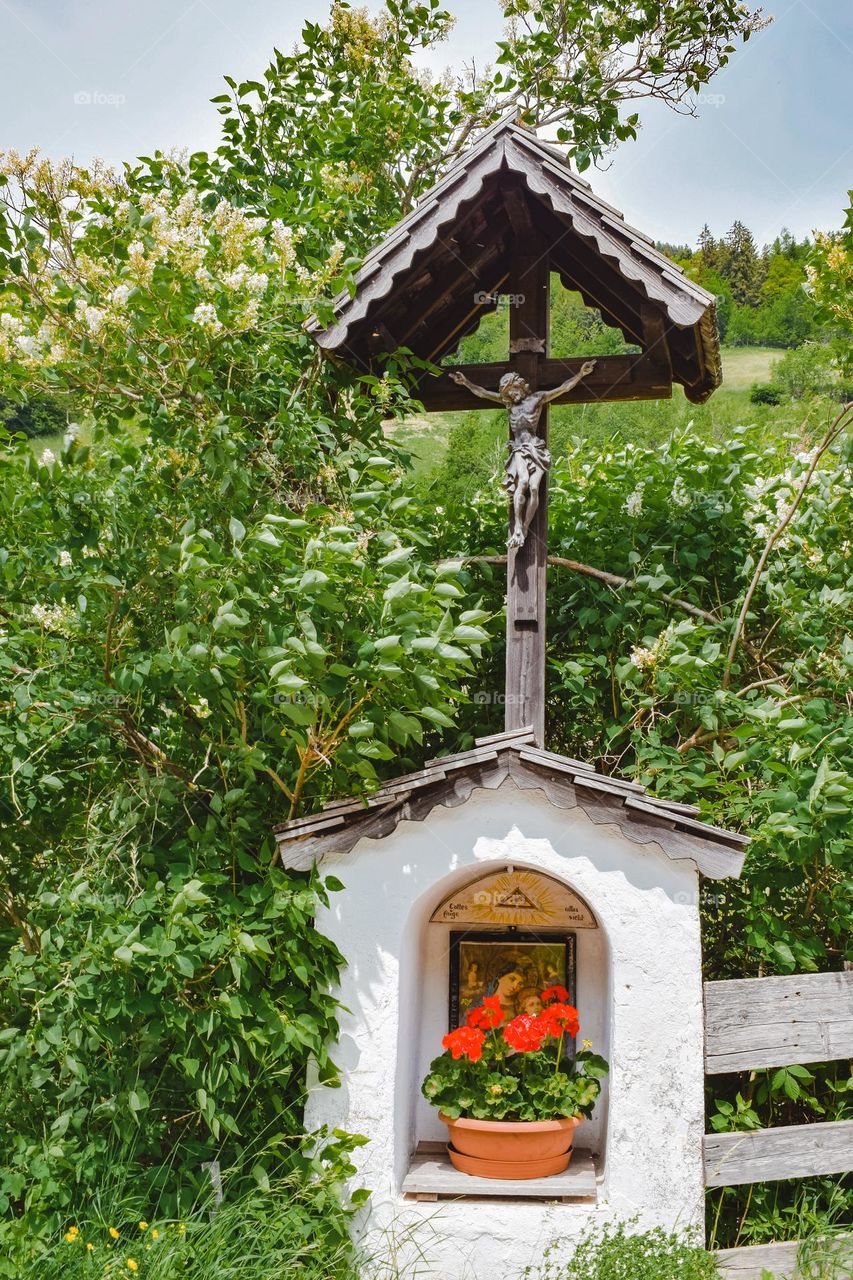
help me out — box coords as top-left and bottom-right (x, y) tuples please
(395, 859), (612, 1186)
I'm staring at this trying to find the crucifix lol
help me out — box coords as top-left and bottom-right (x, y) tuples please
(449, 360), (595, 549)
(448, 242), (593, 747)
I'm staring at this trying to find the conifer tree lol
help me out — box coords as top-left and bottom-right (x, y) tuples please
(697, 222), (719, 271)
(722, 219), (764, 305)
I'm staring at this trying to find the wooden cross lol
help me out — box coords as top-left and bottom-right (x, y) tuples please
(505, 243), (550, 746)
(445, 235), (578, 746)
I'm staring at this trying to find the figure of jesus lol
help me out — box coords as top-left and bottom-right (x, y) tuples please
(450, 360), (597, 548)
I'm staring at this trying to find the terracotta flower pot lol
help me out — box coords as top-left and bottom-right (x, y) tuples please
(440, 1112), (581, 1180)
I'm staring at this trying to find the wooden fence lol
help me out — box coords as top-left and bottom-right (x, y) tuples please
(703, 970), (853, 1280)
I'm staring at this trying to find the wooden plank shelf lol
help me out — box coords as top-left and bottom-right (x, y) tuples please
(402, 1142), (598, 1202)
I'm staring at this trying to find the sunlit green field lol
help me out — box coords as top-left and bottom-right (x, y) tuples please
(719, 346), (779, 389)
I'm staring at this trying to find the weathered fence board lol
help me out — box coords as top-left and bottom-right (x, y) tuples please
(715, 1240), (800, 1279)
(703, 1120), (853, 1187)
(716, 1234), (853, 1280)
(705, 971), (853, 1073)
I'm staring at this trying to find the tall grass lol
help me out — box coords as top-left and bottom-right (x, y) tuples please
(33, 1174), (357, 1280)
(9, 1130), (362, 1280)
(797, 1226), (853, 1280)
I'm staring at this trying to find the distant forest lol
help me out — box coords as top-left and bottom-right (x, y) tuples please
(658, 223), (820, 348)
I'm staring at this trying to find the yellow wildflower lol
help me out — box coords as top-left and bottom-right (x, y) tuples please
(127, 1260), (139, 1272)
(151, 1230), (159, 1240)
(109, 1227), (120, 1239)
(87, 1243), (95, 1251)
(178, 1224), (185, 1234)
(138, 1221), (148, 1231)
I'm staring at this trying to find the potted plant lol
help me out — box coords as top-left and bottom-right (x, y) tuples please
(421, 985), (608, 1180)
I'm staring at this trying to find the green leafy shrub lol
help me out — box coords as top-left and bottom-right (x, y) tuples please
(771, 343), (835, 398)
(524, 1222), (720, 1280)
(749, 383), (784, 405)
(0, 76), (490, 1258)
(0, 393), (68, 438)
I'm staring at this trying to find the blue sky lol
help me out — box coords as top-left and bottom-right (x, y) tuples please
(1, 0), (851, 247)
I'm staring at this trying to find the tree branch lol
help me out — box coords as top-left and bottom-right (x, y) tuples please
(461, 554), (720, 624)
(722, 403), (853, 688)
(1, 887), (40, 954)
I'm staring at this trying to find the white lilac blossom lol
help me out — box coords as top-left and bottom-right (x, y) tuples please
(271, 221), (297, 268)
(191, 303), (222, 335)
(222, 264), (269, 296)
(623, 483), (645, 517)
(629, 624), (675, 673)
(670, 476), (691, 508)
(32, 601), (71, 632)
(629, 645), (657, 670)
(82, 305), (105, 334)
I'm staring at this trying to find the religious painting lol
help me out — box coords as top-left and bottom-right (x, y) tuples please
(448, 930), (576, 1034)
(431, 868), (596, 929)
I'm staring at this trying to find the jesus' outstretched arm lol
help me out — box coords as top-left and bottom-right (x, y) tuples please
(449, 369), (503, 403)
(540, 359), (597, 405)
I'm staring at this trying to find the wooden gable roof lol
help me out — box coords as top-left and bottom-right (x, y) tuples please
(309, 117), (721, 404)
(275, 728), (748, 880)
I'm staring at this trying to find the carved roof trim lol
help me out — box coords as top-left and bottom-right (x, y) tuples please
(274, 729), (747, 881)
(307, 118), (721, 402)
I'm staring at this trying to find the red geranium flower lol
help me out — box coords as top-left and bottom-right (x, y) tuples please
(442, 1025), (486, 1062)
(503, 1013), (547, 1054)
(540, 984), (570, 1005)
(466, 994), (504, 1030)
(539, 1002), (580, 1039)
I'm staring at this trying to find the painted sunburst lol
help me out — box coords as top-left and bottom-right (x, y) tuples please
(430, 868), (596, 928)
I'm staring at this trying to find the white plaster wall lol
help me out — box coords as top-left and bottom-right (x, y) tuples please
(304, 779), (707, 1279)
